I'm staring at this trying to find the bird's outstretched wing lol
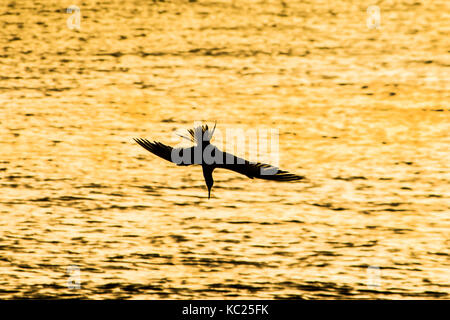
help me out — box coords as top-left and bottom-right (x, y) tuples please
(217, 151), (304, 181)
(134, 138), (195, 166)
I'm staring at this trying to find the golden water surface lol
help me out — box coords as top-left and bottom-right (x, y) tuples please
(0, 0), (449, 299)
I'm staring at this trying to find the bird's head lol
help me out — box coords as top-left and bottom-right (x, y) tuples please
(207, 180), (213, 199)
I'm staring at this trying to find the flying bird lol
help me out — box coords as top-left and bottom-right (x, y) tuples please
(134, 124), (304, 199)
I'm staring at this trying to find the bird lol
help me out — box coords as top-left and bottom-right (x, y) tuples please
(134, 123), (305, 199)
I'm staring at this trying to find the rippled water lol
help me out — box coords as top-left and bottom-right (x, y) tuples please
(0, 0), (449, 299)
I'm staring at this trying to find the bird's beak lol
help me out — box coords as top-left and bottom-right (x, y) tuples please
(208, 189), (211, 199)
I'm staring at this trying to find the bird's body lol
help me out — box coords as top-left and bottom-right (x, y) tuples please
(134, 124), (304, 198)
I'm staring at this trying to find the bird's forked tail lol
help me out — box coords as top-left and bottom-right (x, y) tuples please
(179, 122), (216, 145)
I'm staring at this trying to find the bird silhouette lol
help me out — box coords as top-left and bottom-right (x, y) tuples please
(134, 123), (305, 199)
